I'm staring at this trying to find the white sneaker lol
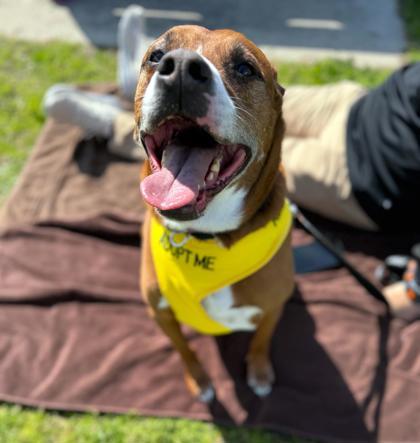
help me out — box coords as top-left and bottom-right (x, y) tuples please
(118, 5), (147, 101)
(43, 84), (122, 137)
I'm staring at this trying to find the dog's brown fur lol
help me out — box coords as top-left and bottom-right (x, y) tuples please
(136, 25), (294, 399)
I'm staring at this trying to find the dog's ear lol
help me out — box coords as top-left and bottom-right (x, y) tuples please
(271, 65), (285, 98)
(271, 65), (286, 97)
(276, 82), (286, 97)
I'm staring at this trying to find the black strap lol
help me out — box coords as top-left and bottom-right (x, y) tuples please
(290, 203), (389, 307)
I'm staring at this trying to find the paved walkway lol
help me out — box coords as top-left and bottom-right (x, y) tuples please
(0, 0), (406, 67)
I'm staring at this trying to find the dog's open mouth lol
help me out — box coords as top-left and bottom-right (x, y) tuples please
(140, 117), (250, 218)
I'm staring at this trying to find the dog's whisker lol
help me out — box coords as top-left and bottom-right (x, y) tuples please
(231, 100), (257, 123)
(234, 107), (256, 122)
(232, 102), (252, 119)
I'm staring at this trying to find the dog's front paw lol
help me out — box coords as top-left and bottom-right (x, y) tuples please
(198, 384), (215, 403)
(247, 357), (275, 397)
(184, 365), (215, 403)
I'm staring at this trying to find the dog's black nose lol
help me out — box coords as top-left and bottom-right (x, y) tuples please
(151, 49), (214, 121)
(156, 49), (212, 93)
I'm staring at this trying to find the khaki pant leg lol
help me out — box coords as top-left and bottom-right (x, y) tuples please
(283, 81), (367, 138)
(282, 82), (378, 230)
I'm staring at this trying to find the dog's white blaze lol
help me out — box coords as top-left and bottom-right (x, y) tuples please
(161, 185), (246, 233)
(140, 72), (160, 132)
(196, 55), (237, 140)
(202, 286), (261, 331)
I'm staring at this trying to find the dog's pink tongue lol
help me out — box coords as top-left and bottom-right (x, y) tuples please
(141, 144), (216, 210)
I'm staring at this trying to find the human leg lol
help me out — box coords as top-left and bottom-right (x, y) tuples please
(282, 82), (376, 229)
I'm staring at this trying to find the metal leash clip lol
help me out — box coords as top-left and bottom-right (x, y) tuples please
(169, 231), (191, 248)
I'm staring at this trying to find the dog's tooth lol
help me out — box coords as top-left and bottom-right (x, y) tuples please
(206, 171), (216, 182)
(210, 157), (222, 173)
(210, 163), (220, 174)
(161, 148), (170, 166)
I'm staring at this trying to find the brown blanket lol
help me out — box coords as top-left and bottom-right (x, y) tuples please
(1, 116), (420, 442)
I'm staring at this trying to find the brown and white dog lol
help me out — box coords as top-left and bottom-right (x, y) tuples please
(135, 25), (294, 401)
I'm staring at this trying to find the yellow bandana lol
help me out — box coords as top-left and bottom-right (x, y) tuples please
(151, 200), (292, 335)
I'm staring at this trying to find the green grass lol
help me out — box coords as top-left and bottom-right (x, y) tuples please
(399, 0), (420, 60)
(400, 0), (420, 50)
(0, 39), (116, 203)
(0, 406), (303, 443)
(279, 59), (391, 88)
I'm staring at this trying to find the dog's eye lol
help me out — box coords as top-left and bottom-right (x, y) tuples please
(235, 62), (256, 77)
(149, 50), (165, 64)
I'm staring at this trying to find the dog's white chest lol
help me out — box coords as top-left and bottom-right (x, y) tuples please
(158, 287), (261, 331)
(201, 286), (261, 331)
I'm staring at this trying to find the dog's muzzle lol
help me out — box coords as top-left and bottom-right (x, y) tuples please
(140, 47), (250, 220)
